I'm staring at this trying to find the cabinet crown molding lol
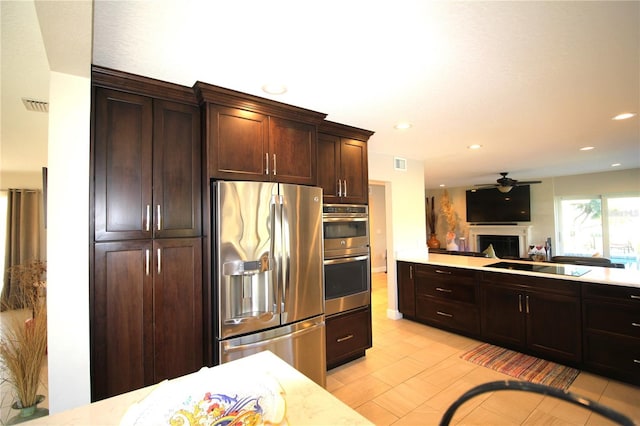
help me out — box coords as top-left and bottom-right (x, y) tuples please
(319, 120), (375, 141)
(194, 81), (327, 123)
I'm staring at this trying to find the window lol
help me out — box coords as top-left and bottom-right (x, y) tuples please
(556, 195), (639, 270)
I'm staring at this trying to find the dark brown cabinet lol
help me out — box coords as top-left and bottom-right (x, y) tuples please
(397, 261), (416, 318)
(481, 272), (582, 365)
(91, 67), (204, 401)
(93, 88), (201, 241)
(325, 307), (372, 369)
(196, 82), (326, 185)
(318, 121), (373, 204)
(582, 283), (640, 385)
(414, 264), (481, 336)
(92, 239), (203, 401)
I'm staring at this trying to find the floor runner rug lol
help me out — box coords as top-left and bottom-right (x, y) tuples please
(460, 343), (580, 390)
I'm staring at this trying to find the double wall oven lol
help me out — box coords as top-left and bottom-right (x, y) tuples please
(322, 204), (371, 316)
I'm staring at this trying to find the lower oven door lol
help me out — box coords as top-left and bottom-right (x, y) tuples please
(324, 248), (371, 316)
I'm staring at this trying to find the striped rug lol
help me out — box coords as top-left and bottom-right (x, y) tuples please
(460, 343), (580, 390)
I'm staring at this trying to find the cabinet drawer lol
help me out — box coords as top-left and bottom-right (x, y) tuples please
(416, 296), (480, 335)
(326, 308), (372, 368)
(583, 332), (640, 384)
(415, 264), (478, 280)
(583, 301), (640, 338)
(583, 283), (640, 303)
(415, 279), (477, 304)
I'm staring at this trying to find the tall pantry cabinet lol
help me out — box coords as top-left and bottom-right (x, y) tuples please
(90, 67), (204, 401)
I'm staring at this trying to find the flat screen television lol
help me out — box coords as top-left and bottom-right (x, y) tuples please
(466, 185), (531, 223)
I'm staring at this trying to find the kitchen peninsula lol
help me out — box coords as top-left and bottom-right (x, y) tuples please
(396, 252), (640, 386)
(26, 351), (372, 425)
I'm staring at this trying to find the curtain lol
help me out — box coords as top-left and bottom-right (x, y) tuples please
(0, 189), (42, 311)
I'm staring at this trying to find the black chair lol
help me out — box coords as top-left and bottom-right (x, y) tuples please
(440, 381), (635, 426)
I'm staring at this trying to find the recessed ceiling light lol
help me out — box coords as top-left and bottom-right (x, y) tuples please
(611, 163), (622, 167)
(467, 144), (482, 150)
(579, 146), (595, 151)
(394, 122), (412, 130)
(612, 112), (636, 120)
(261, 83), (287, 95)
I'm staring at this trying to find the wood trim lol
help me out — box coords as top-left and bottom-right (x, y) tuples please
(318, 120), (374, 141)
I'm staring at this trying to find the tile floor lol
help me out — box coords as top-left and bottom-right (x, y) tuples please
(327, 272), (640, 425)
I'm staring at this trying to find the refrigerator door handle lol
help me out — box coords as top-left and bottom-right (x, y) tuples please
(280, 192), (290, 317)
(271, 192), (282, 315)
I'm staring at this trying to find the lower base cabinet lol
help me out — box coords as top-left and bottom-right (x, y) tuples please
(91, 238), (203, 401)
(325, 306), (372, 370)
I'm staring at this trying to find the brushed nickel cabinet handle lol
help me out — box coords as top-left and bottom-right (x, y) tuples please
(337, 334), (354, 343)
(273, 154), (277, 176)
(157, 248), (161, 274)
(634, 359), (640, 364)
(265, 153), (269, 175)
(145, 249), (150, 276)
(157, 204), (161, 231)
(410, 265), (413, 279)
(146, 205), (150, 231)
(337, 180), (342, 197)
(631, 295), (640, 300)
(435, 269), (452, 275)
(518, 294), (523, 313)
(344, 179), (347, 197)
(526, 295), (530, 314)
(436, 311), (453, 318)
(632, 322), (640, 328)
(436, 287), (452, 293)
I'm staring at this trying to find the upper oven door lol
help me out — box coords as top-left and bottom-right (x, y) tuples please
(322, 216), (369, 251)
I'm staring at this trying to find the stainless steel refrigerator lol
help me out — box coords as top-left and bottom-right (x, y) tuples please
(212, 180), (326, 386)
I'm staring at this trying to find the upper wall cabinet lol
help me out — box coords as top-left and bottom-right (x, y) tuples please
(92, 67), (202, 241)
(318, 121), (374, 204)
(195, 82), (326, 185)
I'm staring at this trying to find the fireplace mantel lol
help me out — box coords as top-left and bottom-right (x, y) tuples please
(468, 224), (532, 257)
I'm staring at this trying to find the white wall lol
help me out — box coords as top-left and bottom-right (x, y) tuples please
(46, 71), (91, 412)
(368, 152), (426, 319)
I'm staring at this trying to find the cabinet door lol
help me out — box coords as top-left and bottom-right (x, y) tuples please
(153, 238), (203, 382)
(526, 291), (582, 364)
(92, 241), (153, 401)
(397, 262), (415, 317)
(153, 100), (202, 238)
(340, 138), (368, 204)
(207, 105), (268, 180)
(269, 117), (317, 185)
(94, 88), (153, 241)
(317, 133), (341, 203)
(481, 283), (526, 349)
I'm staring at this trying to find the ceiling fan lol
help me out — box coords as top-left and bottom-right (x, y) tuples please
(475, 172), (542, 193)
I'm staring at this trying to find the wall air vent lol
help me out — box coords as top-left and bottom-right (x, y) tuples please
(22, 97), (49, 113)
(394, 156), (407, 171)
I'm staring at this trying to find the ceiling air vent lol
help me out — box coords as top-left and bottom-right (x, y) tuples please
(394, 157), (407, 171)
(22, 97), (49, 113)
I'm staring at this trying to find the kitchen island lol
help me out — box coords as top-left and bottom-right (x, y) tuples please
(396, 251), (640, 386)
(26, 351), (372, 425)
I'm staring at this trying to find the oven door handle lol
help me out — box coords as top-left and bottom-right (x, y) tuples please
(324, 255), (369, 265)
(322, 216), (368, 222)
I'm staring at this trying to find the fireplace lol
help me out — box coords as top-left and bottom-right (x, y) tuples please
(468, 225), (532, 258)
(478, 235), (519, 258)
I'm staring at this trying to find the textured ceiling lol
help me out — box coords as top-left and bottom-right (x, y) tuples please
(2, 1), (639, 190)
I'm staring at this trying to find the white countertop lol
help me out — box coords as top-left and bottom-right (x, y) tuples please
(27, 351), (372, 425)
(396, 251), (640, 289)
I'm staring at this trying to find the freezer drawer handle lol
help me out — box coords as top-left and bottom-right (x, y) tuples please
(336, 334), (354, 343)
(223, 320), (325, 352)
(224, 312), (275, 325)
